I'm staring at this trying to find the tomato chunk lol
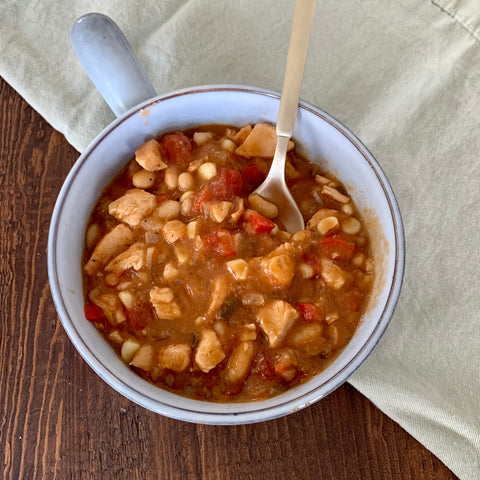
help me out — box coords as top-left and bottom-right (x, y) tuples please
(204, 230), (237, 256)
(84, 303), (105, 321)
(320, 236), (355, 260)
(210, 167), (243, 201)
(245, 211), (276, 234)
(161, 133), (192, 164)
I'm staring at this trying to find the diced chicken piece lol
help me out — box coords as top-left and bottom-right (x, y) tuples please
(130, 344), (154, 371)
(226, 258), (249, 280)
(163, 261), (179, 281)
(225, 341), (255, 383)
(321, 185), (350, 204)
(105, 243), (146, 275)
(195, 329), (225, 373)
(207, 201), (233, 223)
(141, 216), (165, 232)
(257, 300), (299, 348)
(107, 330), (124, 344)
(207, 275), (231, 317)
(150, 286), (174, 303)
(233, 124), (252, 145)
(108, 189), (157, 227)
(261, 242), (297, 287)
(162, 220), (187, 244)
(288, 323), (325, 356)
(158, 344), (191, 371)
(239, 323), (258, 341)
(241, 292), (265, 307)
(235, 123), (294, 158)
(230, 197), (245, 223)
(307, 208), (339, 230)
(149, 286), (181, 319)
(84, 224), (135, 276)
(152, 302), (182, 320)
(90, 293), (125, 325)
(262, 254), (295, 287)
(135, 139), (167, 171)
(321, 258), (348, 290)
(314, 174), (330, 185)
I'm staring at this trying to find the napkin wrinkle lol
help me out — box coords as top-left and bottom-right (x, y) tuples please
(432, 0), (480, 40)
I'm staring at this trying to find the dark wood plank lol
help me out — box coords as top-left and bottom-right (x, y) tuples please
(0, 76), (458, 480)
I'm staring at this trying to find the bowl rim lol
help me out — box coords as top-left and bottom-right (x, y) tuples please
(48, 84), (405, 424)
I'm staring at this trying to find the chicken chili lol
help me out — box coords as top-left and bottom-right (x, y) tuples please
(83, 123), (374, 402)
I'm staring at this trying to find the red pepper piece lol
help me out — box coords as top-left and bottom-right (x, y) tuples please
(320, 236), (356, 260)
(204, 230), (237, 256)
(246, 211), (276, 234)
(84, 303), (105, 322)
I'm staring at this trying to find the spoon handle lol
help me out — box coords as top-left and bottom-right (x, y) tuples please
(276, 0), (316, 138)
(70, 13), (157, 118)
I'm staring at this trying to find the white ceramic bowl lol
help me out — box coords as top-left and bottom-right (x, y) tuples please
(48, 85), (404, 424)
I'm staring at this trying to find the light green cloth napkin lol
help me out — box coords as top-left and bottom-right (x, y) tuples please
(1, 0), (479, 477)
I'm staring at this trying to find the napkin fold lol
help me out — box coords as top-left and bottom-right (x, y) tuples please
(1, 1), (479, 478)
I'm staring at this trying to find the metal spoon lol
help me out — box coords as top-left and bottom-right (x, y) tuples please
(254, 0), (316, 233)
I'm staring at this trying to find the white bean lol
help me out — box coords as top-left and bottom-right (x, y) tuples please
(178, 172), (195, 191)
(132, 169), (156, 189)
(341, 217), (362, 235)
(248, 193), (279, 219)
(155, 200), (181, 219)
(317, 216), (339, 235)
(164, 167), (178, 190)
(197, 162), (217, 181)
(221, 138), (236, 152)
(193, 131), (213, 145)
(121, 339), (140, 362)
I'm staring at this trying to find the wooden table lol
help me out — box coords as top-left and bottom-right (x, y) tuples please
(0, 77), (458, 480)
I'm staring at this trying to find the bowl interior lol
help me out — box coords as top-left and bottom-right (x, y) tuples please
(48, 86), (404, 424)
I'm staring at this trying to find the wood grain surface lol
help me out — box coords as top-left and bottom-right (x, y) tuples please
(0, 77), (458, 480)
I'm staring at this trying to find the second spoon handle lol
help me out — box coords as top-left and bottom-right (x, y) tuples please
(276, 0), (317, 139)
(71, 13), (157, 118)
